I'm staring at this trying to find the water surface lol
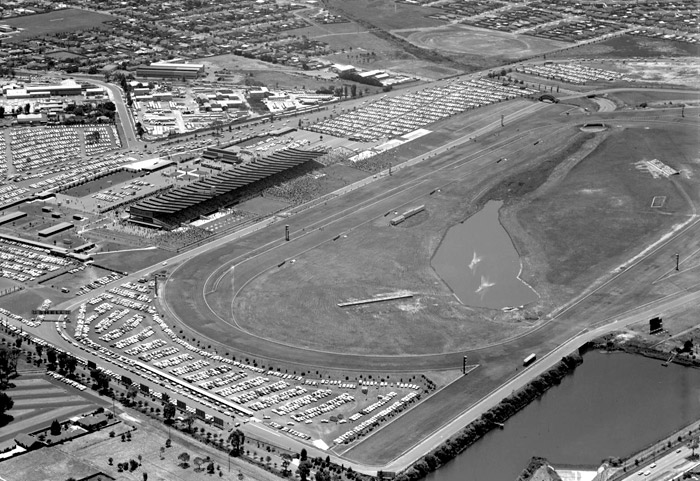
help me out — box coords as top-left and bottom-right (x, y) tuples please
(432, 201), (537, 308)
(426, 351), (700, 481)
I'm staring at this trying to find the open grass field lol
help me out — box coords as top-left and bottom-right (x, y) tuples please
(607, 90), (700, 109)
(400, 25), (567, 59)
(613, 60), (700, 89)
(0, 284), (71, 319)
(0, 277), (20, 291)
(226, 115), (700, 357)
(229, 112), (589, 356)
(2, 9), (115, 42)
(326, 0), (446, 31)
(547, 34), (700, 61)
(511, 123), (699, 294)
(93, 247), (172, 273)
(288, 25), (461, 79)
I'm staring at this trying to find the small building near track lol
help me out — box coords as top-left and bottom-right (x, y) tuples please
(38, 222), (74, 238)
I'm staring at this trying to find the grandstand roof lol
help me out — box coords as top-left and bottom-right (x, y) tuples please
(149, 62), (204, 71)
(131, 148), (324, 216)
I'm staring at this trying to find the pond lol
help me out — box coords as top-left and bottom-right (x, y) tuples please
(432, 201), (537, 309)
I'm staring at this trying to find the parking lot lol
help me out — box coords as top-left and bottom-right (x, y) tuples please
(7, 125), (119, 176)
(309, 78), (536, 141)
(0, 238), (73, 284)
(64, 280), (431, 447)
(515, 63), (625, 84)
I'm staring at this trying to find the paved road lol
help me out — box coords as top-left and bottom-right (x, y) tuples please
(69, 75), (139, 150)
(625, 444), (700, 481)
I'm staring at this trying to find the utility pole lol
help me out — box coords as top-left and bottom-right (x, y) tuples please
(675, 253), (680, 271)
(462, 356), (468, 374)
(501, 114), (504, 127)
(285, 225), (290, 242)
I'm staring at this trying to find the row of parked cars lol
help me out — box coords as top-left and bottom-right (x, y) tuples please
(310, 79), (536, 141)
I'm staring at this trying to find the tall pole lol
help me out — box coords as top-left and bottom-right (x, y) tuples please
(285, 225), (290, 242)
(676, 253), (680, 271)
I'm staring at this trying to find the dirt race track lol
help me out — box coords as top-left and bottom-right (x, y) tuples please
(162, 104), (700, 373)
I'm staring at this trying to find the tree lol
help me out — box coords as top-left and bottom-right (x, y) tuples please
(300, 448), (308, 461)
(182, 412), (195, 432)
(50, 419), (61, 436)
(228, 429), (245, 457)
(207, 462), (215, 474)
(297, 460), (311, 481)
(65, 356), (77, 376)
(0, 392), (13, 416)
(178, 452), (190, 468)
(129, 459), (139, 471)
(0, 348), (11, 385)
(57, 351), (68, 373)
(163, 403), (176, 423)
(690, 438), (699, 458)
(0, 106), (4, 118)
(35, 344), (43, 358)
(47, 348), (57, 366)
(90, 369), (110, 392)
(127, 383), (139, 400)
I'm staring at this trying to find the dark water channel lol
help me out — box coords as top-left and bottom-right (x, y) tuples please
(425, 351), (700, 481)
(432, 201), (538, 309)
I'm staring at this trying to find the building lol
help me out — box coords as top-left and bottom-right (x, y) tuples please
(16, 113), (46, 124)
(37, 222), (74, 238)
(129, 148), (326, 229)
(3, 80), (83, 99)
(331, 64), (355, 74)
(75, 413), (109, 431)
(14, 434), (45, 451)
(136, 62), (204, 79)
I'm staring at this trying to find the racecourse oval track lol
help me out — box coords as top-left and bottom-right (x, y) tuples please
(161, 106), (700, 373)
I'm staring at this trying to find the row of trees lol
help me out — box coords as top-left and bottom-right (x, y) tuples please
(395, 353), (584, 481)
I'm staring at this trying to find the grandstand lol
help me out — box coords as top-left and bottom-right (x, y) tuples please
(129, 148), (325, 229)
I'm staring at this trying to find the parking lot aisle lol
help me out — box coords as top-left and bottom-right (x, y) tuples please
(3, 129), (14, 176)
(78, 127), (87, 157)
